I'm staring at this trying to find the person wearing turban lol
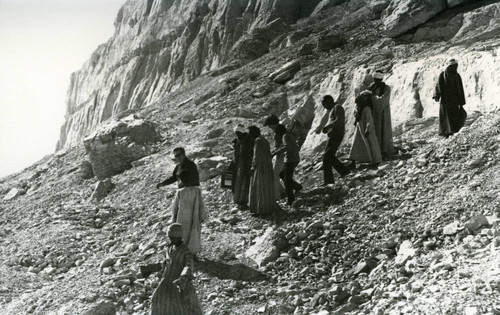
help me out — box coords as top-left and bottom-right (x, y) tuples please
(369, 70), (394, 159)
(433, 58), (467, 137)
(150, 223), (202, 315)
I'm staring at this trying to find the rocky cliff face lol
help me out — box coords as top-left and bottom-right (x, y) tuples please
(58, 0), (500, 154)
(57, 0), (321, 149)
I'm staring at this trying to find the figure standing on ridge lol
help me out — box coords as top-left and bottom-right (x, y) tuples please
(369, 70), (394, 159)
(232, 124), (253, 210)
(349, 91), (382, 167)
(150, 223), (202, 315)
(315, 95), (350, 185)
(433, 58), (467, 138)
(264, 114), (286, 200)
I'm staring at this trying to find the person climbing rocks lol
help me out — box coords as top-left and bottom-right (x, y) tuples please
(433, 58), (467, 138)
(349, 91), (382, 167)
(150, 223), (202, 315)
(315, 95), (350, 185)
(369, 70), (394, 159)
(156, 147), (200, 189)
(264, 114), (287, 200)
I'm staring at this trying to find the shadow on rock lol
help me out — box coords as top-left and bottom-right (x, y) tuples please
(195, 258), (268, 282)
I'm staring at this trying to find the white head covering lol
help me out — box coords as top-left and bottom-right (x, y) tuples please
(233, 124), (245, 134)
(448, 58), (458, 65)
(373, 71), (384, 79)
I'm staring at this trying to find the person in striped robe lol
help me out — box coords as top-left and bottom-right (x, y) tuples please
(150, 223), (202, 315)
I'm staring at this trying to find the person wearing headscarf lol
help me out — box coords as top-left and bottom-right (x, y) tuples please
(369, 70), (394, 158)
(248, 126), (278, 214)
(150, 223), (202, 315)
(171, 171), (207, 255)
(232, 124), (253, 209)
(433, 58), (467, 137)
(264, 114), (286, 200)
(349, 91), (382, 166)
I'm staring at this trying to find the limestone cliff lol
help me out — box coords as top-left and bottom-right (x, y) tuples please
(57, 0), (500, 153)
(57, 0), (321, 149)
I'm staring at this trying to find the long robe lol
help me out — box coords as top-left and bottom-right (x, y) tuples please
(370, 83), (394, 157)
(150, 243), (202, 315)
(272, 124), (286, 200)
(171, 187), (206, 254)
(233, 134), (253, 206)
(249, 136), (277, 215)
(349, 106), (382, 164)
(433, 67), (466, 136)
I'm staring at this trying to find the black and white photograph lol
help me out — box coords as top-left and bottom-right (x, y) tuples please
(0, 0), (499, 314)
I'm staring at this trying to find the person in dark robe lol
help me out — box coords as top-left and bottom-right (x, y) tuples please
(157, 147), (200, 189)
(433, 58), (467, 137)
(369, 70), (394, 158)
(315, 95), (350, 185)
(150, 223), (202, 315)
(349, 91), (382, 166)
(248, 126), (277, 214)
(264, 114), (287, 200)
(232, 124), (253, 210)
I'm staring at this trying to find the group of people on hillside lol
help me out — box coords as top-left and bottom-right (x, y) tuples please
(145, 59), (466, 315)
(232, 117), (303, 211)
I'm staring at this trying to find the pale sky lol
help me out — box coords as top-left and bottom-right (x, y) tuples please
(0, 0), (127, 178)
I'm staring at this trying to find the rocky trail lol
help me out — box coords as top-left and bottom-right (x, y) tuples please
(1, 109), (499, 315)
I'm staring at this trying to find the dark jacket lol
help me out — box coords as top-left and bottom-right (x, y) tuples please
(159, 158), (200, 188)
(325, 105), (345, 136)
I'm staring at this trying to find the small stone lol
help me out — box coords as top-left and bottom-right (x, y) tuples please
(464, 306), (479, 315)
(100, 257), (117, 269)
(114, 279), (131, 287)
(465, 215), (489, 232)
(443, 222), (460, 235)
(395, 240), (416, 267)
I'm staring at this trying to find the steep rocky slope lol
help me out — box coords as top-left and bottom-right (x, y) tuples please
(2, 0), (500, 314)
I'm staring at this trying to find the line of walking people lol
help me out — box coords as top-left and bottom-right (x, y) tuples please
(146, 59), (467, 314)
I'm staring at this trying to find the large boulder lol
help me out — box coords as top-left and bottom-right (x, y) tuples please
(84, 116), (161, 179)
(316, 33), (343, 52)
(233, 18), (289, 62)
(3, 188), (21, 201)
(246, 228), (285, 267)
(268, 60), (301, 84)
(196, 156), (230, 182)
(90, 179), (116, 202)
(382, 0), (448, 38)
(452, 3), (500, 44)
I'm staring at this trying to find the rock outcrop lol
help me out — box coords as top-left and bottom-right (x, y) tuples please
(83, 116), (160, 179)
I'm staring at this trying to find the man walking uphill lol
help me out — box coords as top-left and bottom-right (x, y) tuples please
(315, 95), (350, 185)
(157, 147), (200, 189)
(433, 58), (467, 138)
